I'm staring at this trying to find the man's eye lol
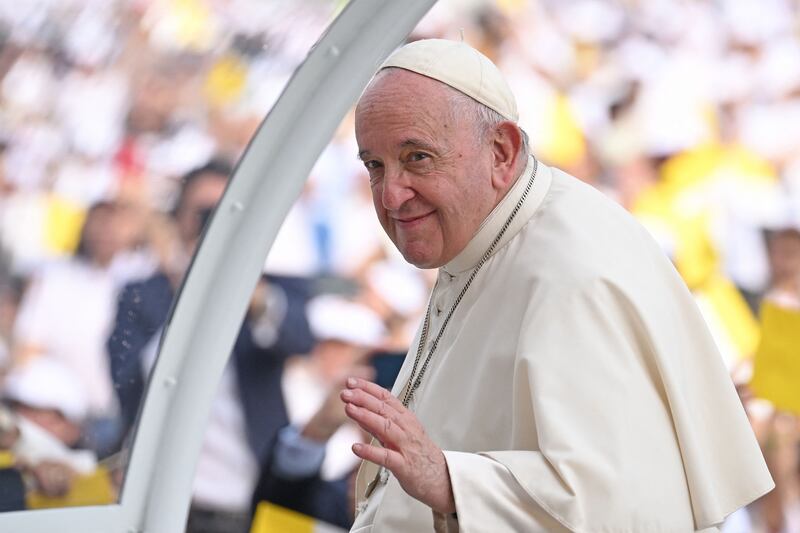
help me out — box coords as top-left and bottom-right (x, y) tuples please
(364, 160), (382, 170)
(408, 152), (429, 162)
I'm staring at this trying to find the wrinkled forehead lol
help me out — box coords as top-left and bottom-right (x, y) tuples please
(354, 71), (462, 152)
(356, 68), (457, 118)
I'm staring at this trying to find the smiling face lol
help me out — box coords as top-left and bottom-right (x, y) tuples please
(355, 69), (502, 269)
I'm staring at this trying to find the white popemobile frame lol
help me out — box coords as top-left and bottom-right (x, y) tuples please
(0, 1), (435, 531)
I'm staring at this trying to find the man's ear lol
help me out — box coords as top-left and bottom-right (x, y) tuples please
(490, 121), (523, 191)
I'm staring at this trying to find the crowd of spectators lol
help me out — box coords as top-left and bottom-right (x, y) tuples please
(0, 1), (798, 532)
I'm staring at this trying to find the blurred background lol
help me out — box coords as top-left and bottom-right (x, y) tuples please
(0, 0), (798, 532)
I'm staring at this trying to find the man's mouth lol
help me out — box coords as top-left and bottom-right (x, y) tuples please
(394, 211), (434, 229)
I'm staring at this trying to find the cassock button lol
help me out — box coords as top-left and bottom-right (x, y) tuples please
(435, 306), (442, 316)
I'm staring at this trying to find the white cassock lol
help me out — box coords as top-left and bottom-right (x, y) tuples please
(350, 157), (773, 532)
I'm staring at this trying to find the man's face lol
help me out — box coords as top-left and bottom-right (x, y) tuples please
(355, 69), (497, 269)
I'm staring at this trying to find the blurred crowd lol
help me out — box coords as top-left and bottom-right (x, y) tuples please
(0, 0), (799, 532)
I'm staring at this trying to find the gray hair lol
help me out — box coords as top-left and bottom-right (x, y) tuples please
(448, 89), (530, 162)
(371, 67), (529, 164)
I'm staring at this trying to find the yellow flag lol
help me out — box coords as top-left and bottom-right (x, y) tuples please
(750, 301), (800, 415)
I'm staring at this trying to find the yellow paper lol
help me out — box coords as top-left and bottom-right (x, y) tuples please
(250, 501), (347, 533)
(251, 502), (315, 533)
(750, 301), (800, 415)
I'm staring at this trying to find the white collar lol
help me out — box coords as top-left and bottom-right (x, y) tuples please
(443, 156), (552, 275)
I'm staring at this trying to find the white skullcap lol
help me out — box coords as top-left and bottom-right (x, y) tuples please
(3, 358), (89, 423)
(307, 295), (386, 348)
(381, 39), (519, 122)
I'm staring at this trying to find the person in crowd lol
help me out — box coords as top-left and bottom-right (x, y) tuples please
(11, 201), (131, 457)
(0, 357), (115, 507)
(107, 158), (314, 533)
(251, 295), (386, 530)
(748, 214), (800, 533)
(340, 38), (772, 532)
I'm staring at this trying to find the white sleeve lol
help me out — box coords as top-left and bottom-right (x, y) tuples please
(433, 277), (741, 533)
(437, 450), (571, 533)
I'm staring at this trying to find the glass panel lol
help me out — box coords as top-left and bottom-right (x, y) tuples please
(0, 0), (338, 512)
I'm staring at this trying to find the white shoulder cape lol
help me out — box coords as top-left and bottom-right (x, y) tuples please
(352, 159), (772, 532)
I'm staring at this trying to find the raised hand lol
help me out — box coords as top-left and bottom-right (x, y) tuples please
(340, 377), (455, 514)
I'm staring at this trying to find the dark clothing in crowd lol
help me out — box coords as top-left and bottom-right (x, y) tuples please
(107, 271), (314, 460)
(251, 432), (352, 530)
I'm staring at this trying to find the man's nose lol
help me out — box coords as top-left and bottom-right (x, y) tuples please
(381, 168), (415, 211)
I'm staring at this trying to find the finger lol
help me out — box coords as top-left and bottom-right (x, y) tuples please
(352, 442), (404, 473)
(346, 377), (405, 412)
(340, 388), (410, 431)
(344, 402), (406, 447)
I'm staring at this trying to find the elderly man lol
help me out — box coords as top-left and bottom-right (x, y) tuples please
(339, 39), (773, 532)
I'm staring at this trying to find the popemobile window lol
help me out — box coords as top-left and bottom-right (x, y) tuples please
(0, 0), (345, 514)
